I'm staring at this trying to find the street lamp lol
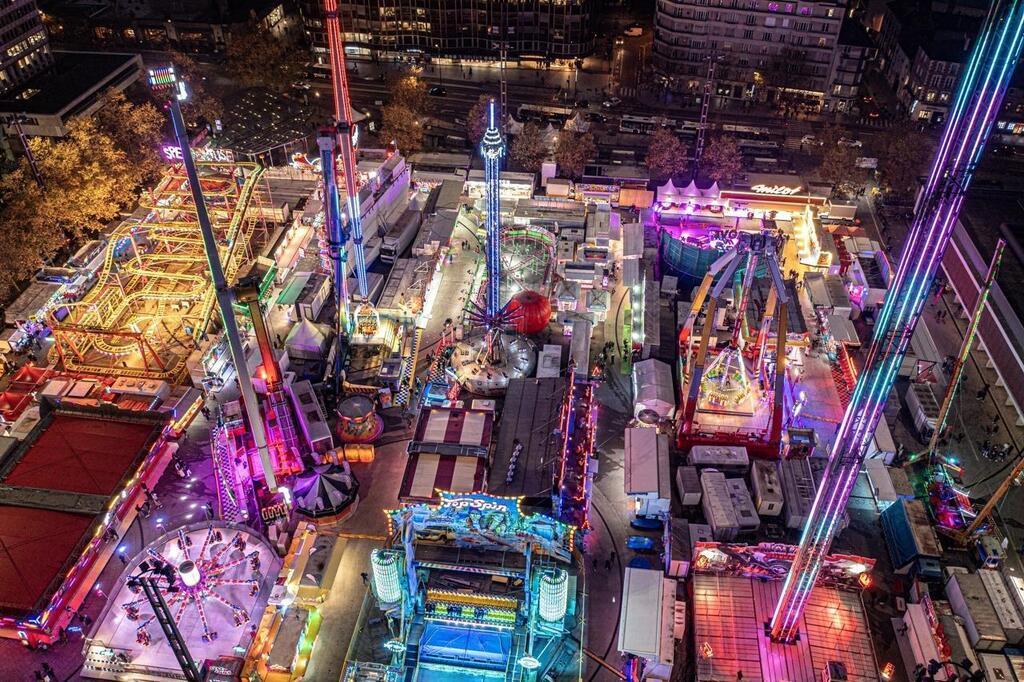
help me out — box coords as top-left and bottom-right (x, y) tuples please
(126, 560), (201, 682)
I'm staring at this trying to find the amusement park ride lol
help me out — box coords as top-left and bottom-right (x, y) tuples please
(770, 0), (1024, 642)
(320, 0), (378, 357)
(450, 101), (538, 396)
(677, 230), (790, 457)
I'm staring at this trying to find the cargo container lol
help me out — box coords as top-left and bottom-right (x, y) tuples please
(1002, 569), (1024, 626)
(667, 518), (690, 578)
(778, 457), (816, 530)
(687, 445), (750, 474)
(979, 569), (1024, 645)
(1005, 653), (1024, 681)
(979, 652), (1014, 682)
(946, 573), (1008, 652)
(750, 460), (783, 516)
(675, 465), (701, 507)
(881, 499), (943, 581)
(700, 470), (739, 542)
(689, 523), (713, 551)
(726, 478), (760, 535)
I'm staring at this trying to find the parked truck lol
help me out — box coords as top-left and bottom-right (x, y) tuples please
(946, 572), (1009, 652)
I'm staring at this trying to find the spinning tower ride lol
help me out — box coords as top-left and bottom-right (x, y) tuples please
(770, 0), (1024, 642)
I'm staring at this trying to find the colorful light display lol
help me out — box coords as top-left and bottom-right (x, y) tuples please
(770, 0), (1024, 642)
(371, 549), (403, 605)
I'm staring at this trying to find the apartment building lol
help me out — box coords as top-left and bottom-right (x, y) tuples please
(652, 0), (857, 109)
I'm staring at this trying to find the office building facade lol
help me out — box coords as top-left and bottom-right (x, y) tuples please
(0, 0), (52, 93)
(299, 0), (595, 66)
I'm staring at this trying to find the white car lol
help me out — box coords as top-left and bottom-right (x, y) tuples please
(602, 97), (622, 109)
(800, 134), (821, 145)
(838, 137), (863, 147)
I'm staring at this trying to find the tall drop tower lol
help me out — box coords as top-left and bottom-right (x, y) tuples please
(482, 100), (504, 324)
(321, 0), (371, 341)
(770, 0), (1024, 642)
(451, 100), (537, 395)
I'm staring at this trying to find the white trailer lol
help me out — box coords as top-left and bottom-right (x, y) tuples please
(675, 465), (701, 507)
(750, 460), (784, 516)
(726, 478), (760, 534)
(979, 569), (1024, 645)
(687, 445), (749, 474)
(1001, 568), (1024, 627)
(625, 427), (672, 519)
(905, 382), (941, 437)
(700, 470), (739, 542)
(864, 458), (899, 511)
(617, 568), (677, 680)
(946, 573), (1008, 652)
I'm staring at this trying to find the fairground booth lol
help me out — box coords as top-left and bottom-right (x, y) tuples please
(0, 406), (174, 647)
(345, 493), (584, 681)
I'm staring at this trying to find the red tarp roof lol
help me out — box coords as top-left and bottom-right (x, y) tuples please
(0, 506), (94, 612)
(4, 415), (155, 496)
(413, 408), (494, 447)
(399, 452), (486, 501)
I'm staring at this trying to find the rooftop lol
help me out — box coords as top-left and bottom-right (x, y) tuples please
(0, 51), (140, 116)
(0, 413), (161, 616)
(215, 88), (316, 156)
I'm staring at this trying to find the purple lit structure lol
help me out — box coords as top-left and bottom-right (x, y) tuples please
(770, 0), (1024, 642)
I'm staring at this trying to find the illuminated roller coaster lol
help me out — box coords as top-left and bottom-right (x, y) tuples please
(51, 161), (267, 381)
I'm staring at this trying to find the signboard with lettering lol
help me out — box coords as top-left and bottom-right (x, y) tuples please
(388, 492), (575, 563)
(750, 183), (803, 195)
(162, 145), (235, 164)
(693, 541), (875, 589)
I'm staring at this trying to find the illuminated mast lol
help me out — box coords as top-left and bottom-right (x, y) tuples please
(770, 0), (1024, 643)
(482, 100), (505, 322)
(323, 0), (369, 325)
(146, 65), (277, 491)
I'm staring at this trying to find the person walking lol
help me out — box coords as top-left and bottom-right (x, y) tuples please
(360, 572), (369, 585)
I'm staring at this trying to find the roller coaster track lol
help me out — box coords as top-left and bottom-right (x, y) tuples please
(53, 162), (265, 379)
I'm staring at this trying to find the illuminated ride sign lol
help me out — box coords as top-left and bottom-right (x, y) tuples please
(750, 184), (803, 195)
(161, 145), (235, 163)
(693, 541), (875, 589)
(387, 492), (576, 563)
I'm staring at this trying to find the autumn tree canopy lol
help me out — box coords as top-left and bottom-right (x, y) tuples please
(699, 134), (742, 185)
(380, 104), (424, 154)
(873, 122), (930, 197)
(511, 122), (549, 173)
(92, 88), (165, 186)
(555, 131), (596, 179)
(645, 127), (689, 181)
(226, 21), (308, 94)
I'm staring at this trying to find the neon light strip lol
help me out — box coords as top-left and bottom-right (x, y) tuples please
(770, 0), (1024, 641)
